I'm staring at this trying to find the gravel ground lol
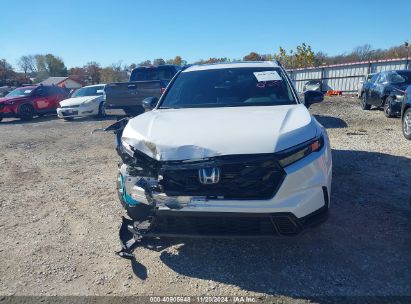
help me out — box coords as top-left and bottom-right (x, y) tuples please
(0, 96), (410, 302)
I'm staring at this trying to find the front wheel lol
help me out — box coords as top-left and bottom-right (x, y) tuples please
(98, 102), (106, 118)
(403, 108), (411, 140)
(384, 97), (394, 118)
(361, 94), (371, 110)
(18, 104), (35, 121)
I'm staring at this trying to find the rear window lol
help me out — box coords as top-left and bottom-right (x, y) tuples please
(130, 67), (176, 81)
(160, 67), (297, 109)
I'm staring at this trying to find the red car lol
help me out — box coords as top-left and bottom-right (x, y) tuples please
(0, 85), (68, 121)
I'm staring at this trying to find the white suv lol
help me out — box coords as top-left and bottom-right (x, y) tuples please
(115, 61), (332, 237)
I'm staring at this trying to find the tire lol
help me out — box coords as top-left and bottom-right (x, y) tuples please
(384, 97), (394, 118)
(403, 108), (411, 140)
(63, 117), (74, 121)
(98, 102), (106, 118)
(0, 117), (3, 122)
(18, 104), (35, 121)
(361, 93), (371, 110)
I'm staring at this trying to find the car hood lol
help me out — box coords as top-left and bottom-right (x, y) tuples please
(0, 96), (28, 103)
(59, 96), (99, 107)
(122, 104), (319, 161)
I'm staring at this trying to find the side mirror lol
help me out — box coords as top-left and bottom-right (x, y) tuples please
(142, 97), (159, 111)
(304, 90), (324, 108)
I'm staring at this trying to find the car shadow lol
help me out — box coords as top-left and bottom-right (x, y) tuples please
(60, 116), (116, 123)
(314, 114), (348, 129)
(0, 114), (60, 125)
(131, 149), (411, 298)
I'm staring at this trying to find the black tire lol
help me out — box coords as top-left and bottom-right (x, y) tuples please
(63, 117), (74, 121)
(403, 108), (411, 140)
(0, 117), (3, 122)
(18, 104), (35, 121)
(37, 113), (44, 117)
(98, 102), (106, 118)
(361, 93), (371, 110)
(383, 97), (394, 118)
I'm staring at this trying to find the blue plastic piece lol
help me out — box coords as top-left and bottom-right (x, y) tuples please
(119, 174), (140, 206)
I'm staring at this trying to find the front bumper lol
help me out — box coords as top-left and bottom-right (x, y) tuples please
(57, 103), (97, 118)
(0, 111), (15, 118)
(119, 136), (332, 220)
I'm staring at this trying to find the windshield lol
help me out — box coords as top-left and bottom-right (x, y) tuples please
(6, 87), (34, 97)
(160, 67), (296, 109)
(391, 71), (411, 85)
(71, 86), (104, 97)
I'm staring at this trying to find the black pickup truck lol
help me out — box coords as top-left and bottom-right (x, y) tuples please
(104, 65), (181, 117)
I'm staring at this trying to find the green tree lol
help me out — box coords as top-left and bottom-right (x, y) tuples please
(44, 54), (68, 77)
(274, 43), (317, 68)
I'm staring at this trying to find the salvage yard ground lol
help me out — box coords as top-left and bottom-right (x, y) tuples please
(0, 96), (410, 301)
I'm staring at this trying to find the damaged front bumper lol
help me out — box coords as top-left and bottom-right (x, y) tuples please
(118, 135), (332, 223)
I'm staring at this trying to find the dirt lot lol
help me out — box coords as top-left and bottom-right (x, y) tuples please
(0, 97), (410, 302)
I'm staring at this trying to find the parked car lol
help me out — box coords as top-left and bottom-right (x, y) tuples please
(303, 80), (321, 92)
(401, 86), (411, 140)
(357, 73), (376, 98)
(104, 65), (180, 117)
(105, 61), (331, 248)
(0, 85), (68, 121)
(360, 70), (411, 117)
(56, 84), (106, 121)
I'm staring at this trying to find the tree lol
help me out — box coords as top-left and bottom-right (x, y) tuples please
(139, 60), (151, 66)
(17, 55), (36, 76)
(243, 52), (263, 61)
(153, 58), (166, 66)
(172, 56), (182, 66)
(44, 54), (67, 77)
(274, 43), (317, 68)
(84, 61), (101, 84)
(69, 67), (87, 83)
(0, 59), (15, 85)
(351, 44), (373, 61)
(100, 62), (128, 83)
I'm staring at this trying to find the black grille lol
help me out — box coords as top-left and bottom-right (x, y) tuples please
(159, 154), (285, 200)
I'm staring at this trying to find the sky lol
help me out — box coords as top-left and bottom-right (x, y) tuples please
(1, 0), (410, 70)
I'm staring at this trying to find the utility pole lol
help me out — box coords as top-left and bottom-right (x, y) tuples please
(405, 41), (410, 70)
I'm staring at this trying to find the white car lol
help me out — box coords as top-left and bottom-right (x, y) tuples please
(114, 61), (332, 237)
(57, 84), (106, 120)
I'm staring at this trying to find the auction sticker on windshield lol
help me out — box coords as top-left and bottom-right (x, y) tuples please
(253, 71), (282, 82)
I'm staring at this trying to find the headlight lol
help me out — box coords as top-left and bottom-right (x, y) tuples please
(277, 134), (324, 167)
(121, 139), (135, 156)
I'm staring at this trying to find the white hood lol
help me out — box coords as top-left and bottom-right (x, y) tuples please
(122, 105), (318, 161)
(59, 96), (100, 107)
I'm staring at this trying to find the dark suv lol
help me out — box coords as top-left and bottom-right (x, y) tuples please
(360, 70), (411, 117)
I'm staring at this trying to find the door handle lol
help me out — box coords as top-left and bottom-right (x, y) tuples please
(127, 84), (137, 89)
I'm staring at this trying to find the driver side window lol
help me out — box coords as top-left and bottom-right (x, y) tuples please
(370, 73), (379, 84)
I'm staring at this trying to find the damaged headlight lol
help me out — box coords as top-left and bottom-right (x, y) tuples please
(277, 134), (324, 167)
(121, 139), (135, 157)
